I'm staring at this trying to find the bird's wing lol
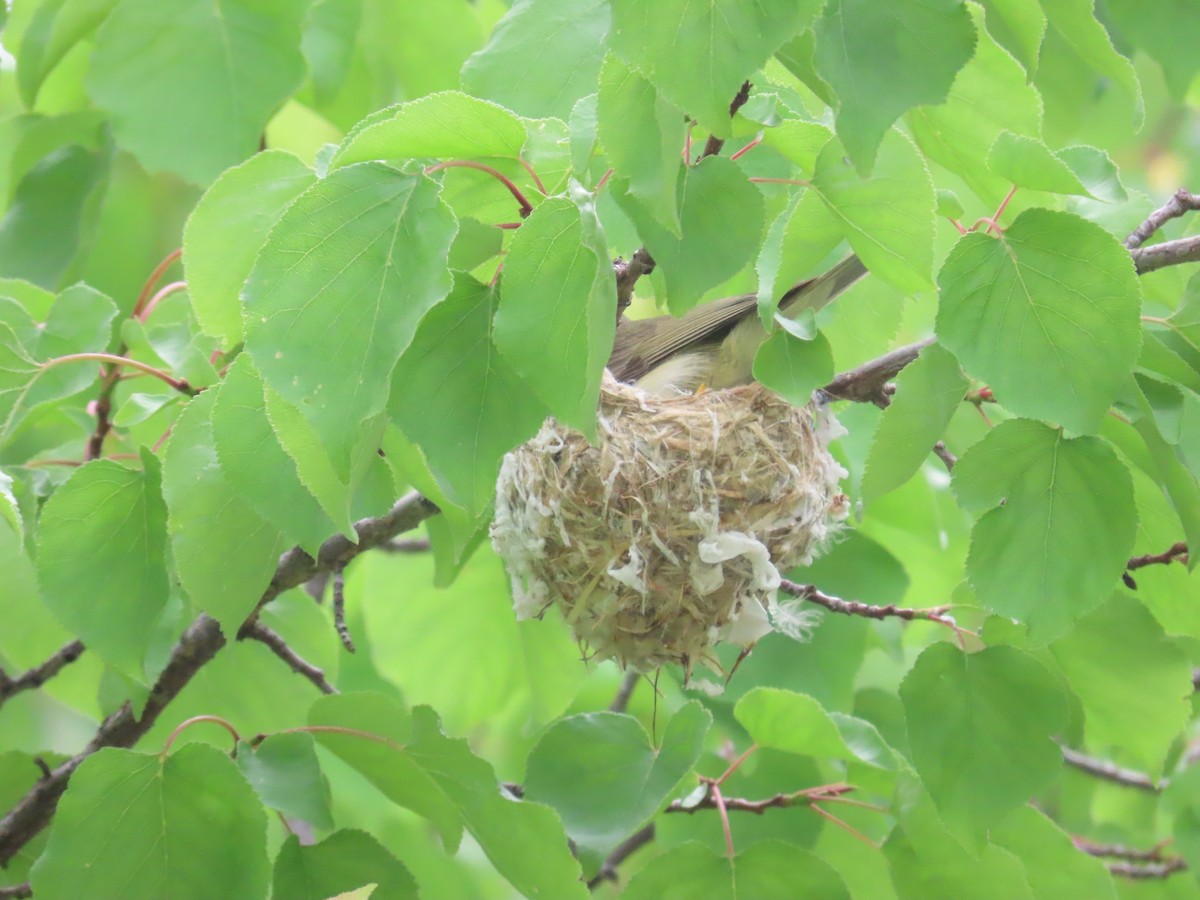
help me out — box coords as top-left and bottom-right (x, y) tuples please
(608, 255), (867, 385)
(608, 292), (757, 384)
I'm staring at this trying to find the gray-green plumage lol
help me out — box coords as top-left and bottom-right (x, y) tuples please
(608, 255), (867, 395)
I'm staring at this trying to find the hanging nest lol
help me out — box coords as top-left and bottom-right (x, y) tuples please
(491, 373), (848, 682)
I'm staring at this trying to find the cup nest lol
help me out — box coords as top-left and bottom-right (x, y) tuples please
(491, 374), (848, 681)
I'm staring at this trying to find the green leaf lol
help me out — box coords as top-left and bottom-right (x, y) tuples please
(211, 354), (339, 555)
(307, 691), (462, 851)
(1125, 380), (1200, 572)
(624, 841), (851, 900)
(408, 705), (588, 900)
(0, 143), (109, 290)
(461, 0), (610, 120)
(1041, 0), (1143, 131)
(30, 744), (269, 899)
(161, 388), (285, 636)
(264, 387), (386, 538)
(22, 283), (119, 412)
(523, 703), (710, 862)
(244, 163), (456, 479)
(885, 785), (1036, 900)
(761, 120), (833, 174)
(616, 156), (764, 316)
(734, 688), (854, 760)
(771, 188), (846, 301)
(954, 419), (1136, 640)
(596, 53), (684, 233)
(36, 457), (169, 676)
(936, 209), (1142, 435)
(86, 0), (308, 183)
(862, 343), (967, 503)
(0, 327), (46, 441)
(813, 0), (975, 173)
(387, 3), (485, 102)
(333, 91), (527, 168)
(17, 0), (117, 109)
(986, 131), (1091, 196)
(907, 3), (1042, 206)
(358, 545), (584, 733)
(1057, 145), (1127, 203)
(182, 150), (315, 347)
(388, 275), (548, 517)
(310, 693), (587, 899)
(811, 131), (935, 293)
(991, 806), (1117, 900)
(495, 193), (614, 438)
(237, 733), (333, 831)
(900, 643), (1068, 847)
(752, 328), (833, 405)
(1103, 0), (1200, 99)
(983, 0), (1046, 75)
(608, 0), (815, 138)
(272, 831), (417, 900)
(1049, 594), (1191, 779)
(300, 0), (361, 106)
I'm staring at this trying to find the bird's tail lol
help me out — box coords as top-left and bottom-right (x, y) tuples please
(778, 254), (868, 319)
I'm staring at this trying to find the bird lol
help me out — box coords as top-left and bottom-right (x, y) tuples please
(607, 255), (867, 396)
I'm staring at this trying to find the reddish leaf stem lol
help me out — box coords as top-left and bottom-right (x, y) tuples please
(137, 280), (187, 322)
(132, 248), (182, 318)
(161, 715), (241, 756)
(45, 353), (194, 395)
(424, 161), (534, 217)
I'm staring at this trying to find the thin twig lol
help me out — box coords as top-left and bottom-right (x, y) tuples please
(932, 441), (956, 472)
(1109, 858), (1187, 879)
(609, 671), (639, 713)
(779, 581), (949, 624)
(667, 783), (856, 816)
(242, 621), (336, 694)
(0, 492), (438, 865)
(379, 537), (432, 554)
(586, 824), (655, 890)
(700, 80), (752, 159)
(332, 567), (355, 653)
(1073, 836), (1170, 862)
(1127, 542), (1189, 571)
(423, 161), (534, 217)
(1060, 746), (1161, 792)
(0, 640), (85, 708)
(0, 883), (31, 898)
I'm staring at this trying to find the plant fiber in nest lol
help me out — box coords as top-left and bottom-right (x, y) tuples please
(491, 375), (848, 680)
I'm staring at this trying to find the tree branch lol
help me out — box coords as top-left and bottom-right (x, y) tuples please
(586, 824), (655, 890)
(1060, 746), (1161, 792)
(1132, 235), (1200, 274)
(819, 338), (934, 407)
(0, 491), (437, 865)
(1073, 836), (1171, 862)
(1128, 542), (1188, 570)
(0, 641), (85, 709)
(1124, 189), (1200, 249)
(613, 248), (656, 321)
(932, 441), (956, 472)
(700, 80), (752, 159)
(0, 883), (31, 898)
(780, 580), (950, 624)
(241, 621), (336, 695)
(1109, 858), (1187, 879)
